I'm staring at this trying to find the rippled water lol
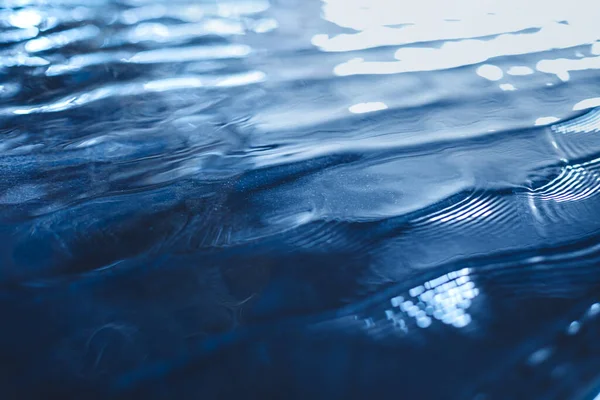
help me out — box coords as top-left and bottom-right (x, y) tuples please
(2, 0), (600, 398)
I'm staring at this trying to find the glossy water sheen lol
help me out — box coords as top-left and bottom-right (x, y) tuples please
(1, 0), (600, 398)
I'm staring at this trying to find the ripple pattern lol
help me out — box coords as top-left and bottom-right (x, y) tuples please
(1, 0), (600, 399)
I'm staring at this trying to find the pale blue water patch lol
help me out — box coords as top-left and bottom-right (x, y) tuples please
(1, 0), (600, 398)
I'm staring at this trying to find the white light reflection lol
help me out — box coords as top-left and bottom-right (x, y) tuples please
(214, 70), (266, 87)
(553, 107), (600, 134)
(126, 20), (245, 43)
(143, 77), (203, 92)
(367, 268), (478, 333)
(528, 159), (600, 203)
(567, 321), (581, 335)
(8, 71), (265, 115)
(125, 44), (251, 64)
(316, 0), (599, 53)
(535, 116), (560, 126)
(25, 25), (100, 53)
(0, 27), (39, 44)
(120, 1), (270, 24)
(348, 102), (388, 114)
(536, 56), (600, 80)
(0, 54), (48, 68)
(527, 347), (552, 366)
(333, 25), (600, 77)
(120, 4), (168, 24)
(507, 66), (534, 76)
(46, 44), (249, 76)
(8, 9), (43, 28)
(45, 52), (129, 76)
(476, 64), (503, 81)
(317, 0), (600, 78)
(251, 18), (278, 33)
(419, 195), (496, 226)
(573, 97), (600, 111)
(499, 83), (516, 91)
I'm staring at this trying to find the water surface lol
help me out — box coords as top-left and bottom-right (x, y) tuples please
(1, 0), (600, 398)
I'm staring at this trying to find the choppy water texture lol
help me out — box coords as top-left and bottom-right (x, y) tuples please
(1, 0), (600, 398)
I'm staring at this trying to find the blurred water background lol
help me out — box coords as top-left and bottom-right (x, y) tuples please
(1, 0), (600, 398)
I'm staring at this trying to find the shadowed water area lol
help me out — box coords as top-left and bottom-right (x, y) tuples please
(1, 0), (600, 398)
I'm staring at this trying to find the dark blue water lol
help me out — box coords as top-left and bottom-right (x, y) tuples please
(2, 0), (600, 398)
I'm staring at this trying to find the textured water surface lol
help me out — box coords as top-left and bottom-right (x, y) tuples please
(1, 0), (600, 398)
